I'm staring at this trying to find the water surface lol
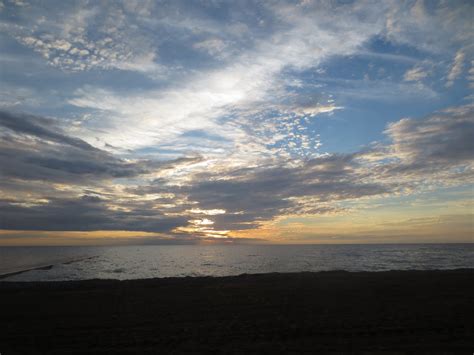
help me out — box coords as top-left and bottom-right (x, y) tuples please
(1, 244), (473, 281)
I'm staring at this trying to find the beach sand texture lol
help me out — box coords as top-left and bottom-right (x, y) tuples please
(1, 269), (473, 354)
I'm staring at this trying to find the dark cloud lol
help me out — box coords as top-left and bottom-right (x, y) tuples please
(178, 154), (390, 230)
(0, 111), (148, 182)
(361, 103), (474, 182)
(172, 104), (473, 231)
(0, 111), (201, 183)
(0, 197), (188, 232)
(0, 110), (95, 150)
(385, 104), (474, 165)
(0, 111), (203, 234)
(1, 104), (473, 236)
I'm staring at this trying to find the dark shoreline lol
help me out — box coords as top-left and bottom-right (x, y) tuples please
(1, 269), (473, 354)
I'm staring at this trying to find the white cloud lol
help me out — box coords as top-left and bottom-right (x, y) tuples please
(193, 38), (228, 58)
(404, 65), (429, 82)
(290, 104), (343, 117)
(7, 3), (159, 73)
(11, 0), (27, 7)
(322, 78), (437, 102)
(0, 87), (38, 108)
(66, 1), (389, 162)
(446, 50), (465, 87)
(1, 1), (473, 241)
(3, 1), (471, 178)
(468, 60), (474, 89)
(385, 1), (473, 54)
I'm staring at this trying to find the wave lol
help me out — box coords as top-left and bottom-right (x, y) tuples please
(0, 256), (97, 280)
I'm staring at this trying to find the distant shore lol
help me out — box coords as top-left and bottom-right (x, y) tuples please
(1, 269), (473, 353)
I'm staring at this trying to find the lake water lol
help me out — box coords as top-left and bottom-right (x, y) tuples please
(1, 244), (473, 281)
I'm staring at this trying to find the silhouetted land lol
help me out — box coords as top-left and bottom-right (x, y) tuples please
(1, 270), (473, 354)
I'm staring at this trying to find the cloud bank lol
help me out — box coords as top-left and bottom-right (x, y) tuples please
(0, 0), (473, 243)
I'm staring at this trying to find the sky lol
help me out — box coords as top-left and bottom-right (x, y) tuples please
(0, 0), (473, 245)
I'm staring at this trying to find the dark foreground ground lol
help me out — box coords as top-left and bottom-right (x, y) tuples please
(0, 270), (473, 354)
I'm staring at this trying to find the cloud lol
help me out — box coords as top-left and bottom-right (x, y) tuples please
(0, 101), (472, 237)
(173, 102), (474, 232)
(61, 0), (392, 153)
(360, 102), (474, 185)
(0, 113), (391, 234)
(404, 65), (430, 82)
(0, 110), (205, 185)
(319, 78), (437, 102)
(0, 1), (473, 243)
(0, 110), (94, 150)
(0, 111), (151, 183)
(468, 60), (474, 88)
(290, 104), (343, 117)
(0, 197), (188, 232)
(176, 154), (390, 230)
(385, 1), (473, 53)
(446, 50), (465, 87)
(0, 87), (42, 109)
(4, 0), (466, 159)
(0, 110), (205, 234)
(193, 38), (229, 58)
(4, 2), (160, 72)
(385, 104), (473, 164)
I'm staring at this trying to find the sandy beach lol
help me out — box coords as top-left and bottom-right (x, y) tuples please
(1, 269), (473, 354)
